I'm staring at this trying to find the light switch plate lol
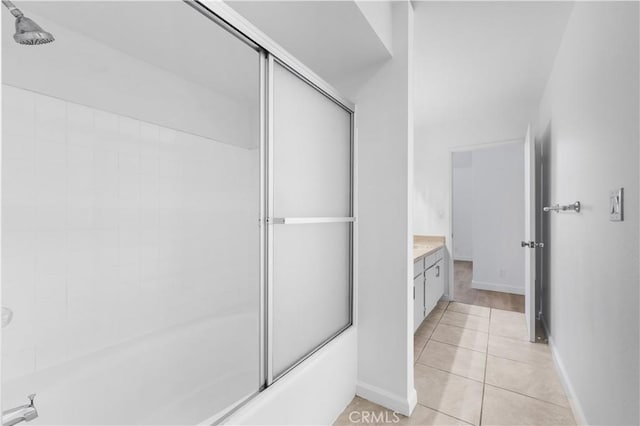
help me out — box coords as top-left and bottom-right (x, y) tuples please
(609, 188), (623, 221)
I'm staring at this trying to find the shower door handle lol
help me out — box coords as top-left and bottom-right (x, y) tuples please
(267, 217), (355, 225)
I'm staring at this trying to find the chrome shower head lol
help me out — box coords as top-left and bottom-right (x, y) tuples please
(13, 15), (54, 45)
(2, 0), (54, 45)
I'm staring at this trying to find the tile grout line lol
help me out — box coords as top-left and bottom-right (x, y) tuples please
(415, 360), (485, 384)
(418, 301), (481, 425)
(414, 401), (474, 426)
(434, 321), (490, 333)
(415, 302), (448, 362)
(438, 320), (489, 334)
(429, 334), (488, 354)
(482, 383), (573, 411)
(485, 353), (554, 368)
(479, 307), (491, 426)
(446, 305), (491, 319)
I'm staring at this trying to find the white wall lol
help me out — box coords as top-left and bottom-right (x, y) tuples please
(536, 2), (639, 425)
(452, 152), (473, 261)
(355, 1), (416, 416)
(471, 142), (525, 295)
(355, 0), (393, 55)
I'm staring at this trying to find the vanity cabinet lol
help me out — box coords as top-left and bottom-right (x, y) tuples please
(413, 248), (445, 332)
(413, 274), (425, 330)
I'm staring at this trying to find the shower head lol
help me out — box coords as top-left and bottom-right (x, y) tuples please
(2, 0), (54, 45)
(13, 15), (55, 45)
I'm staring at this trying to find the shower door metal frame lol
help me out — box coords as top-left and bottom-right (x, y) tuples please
(185, 0), (356, 419)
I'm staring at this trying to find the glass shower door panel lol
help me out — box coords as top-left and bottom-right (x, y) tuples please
(270, 61), (352, 378)
(272, 223), (351, 377)
(272, 62), (351, 218)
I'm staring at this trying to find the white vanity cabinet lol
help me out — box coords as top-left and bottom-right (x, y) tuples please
(413, 248), (445, 332)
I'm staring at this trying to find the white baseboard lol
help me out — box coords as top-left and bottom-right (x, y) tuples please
(356, 381), (417, 417)
(544, 325), (588, 426)
(471, 280), (524, 295)
(453, 256), (473, 262)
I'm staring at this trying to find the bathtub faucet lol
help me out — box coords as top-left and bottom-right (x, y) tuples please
(2, 394), (38, 426)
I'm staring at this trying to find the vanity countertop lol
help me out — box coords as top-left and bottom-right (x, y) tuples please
(413, 235), (446, 261)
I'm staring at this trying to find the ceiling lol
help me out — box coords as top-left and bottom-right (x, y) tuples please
(20, 1), (393, 103)
(413, 1), (574, 133)
(228, 0), (392, 100)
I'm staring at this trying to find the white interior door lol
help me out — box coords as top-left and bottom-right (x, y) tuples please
(523, 125), (536, 342)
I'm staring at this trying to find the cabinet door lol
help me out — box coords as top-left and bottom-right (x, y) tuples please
(413, 274), (425, 332)
(425, 258), (445, 316)
(434, 260), (444, 301)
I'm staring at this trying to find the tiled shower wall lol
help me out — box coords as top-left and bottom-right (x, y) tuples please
(2, 84), (259, 381)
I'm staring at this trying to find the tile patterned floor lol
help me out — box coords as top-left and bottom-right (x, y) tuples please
(335, 302), (575, 426)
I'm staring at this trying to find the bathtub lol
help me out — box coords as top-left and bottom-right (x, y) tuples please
(2, 312), (259, 425)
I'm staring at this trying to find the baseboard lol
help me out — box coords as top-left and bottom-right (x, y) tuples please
(356, 381), (417, 417)
(545, 330), (588, 426)
(453, 256), (473, 262)
(471, 280), (524, 295)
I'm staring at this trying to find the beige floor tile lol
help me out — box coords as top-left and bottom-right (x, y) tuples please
(440, 311), (490, 333)
(489, 309), (529, 341)
(426, 308), (445, 323)
(334, 396), (388, 425)
(447, 302), (490, 318)
(414, 364), (483, 425)
(481, 385), (575, 425)
(334, 397), (470, 425)
(417, 340), (486, 382)
(431, 323), (488, 353)
(416, 318), (437, 338)
(488, 334), (553, 367)
(491, 308), (526, 323)
(414, 332), (430, 361)
(485, 355), (569, 407)
(436, 300), (450, 311)
(400, 405), (471, 425)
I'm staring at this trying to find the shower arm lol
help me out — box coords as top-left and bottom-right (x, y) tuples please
(2, 0), (24, 18)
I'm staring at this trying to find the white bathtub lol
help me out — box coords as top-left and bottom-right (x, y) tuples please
(2, 312), (259, 425)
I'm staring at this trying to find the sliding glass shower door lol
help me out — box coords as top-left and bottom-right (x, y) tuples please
(268, 60), (354, 380)
(2, 2), (354, 424)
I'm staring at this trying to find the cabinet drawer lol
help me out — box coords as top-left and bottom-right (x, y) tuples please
(414, 257), (424, 278)
(433, 248), (444, 263)
(425, 248), (444, 269)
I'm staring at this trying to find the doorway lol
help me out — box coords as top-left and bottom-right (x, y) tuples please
(450, 141), (525, 313)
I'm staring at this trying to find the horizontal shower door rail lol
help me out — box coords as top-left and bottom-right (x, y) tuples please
(268, 217), (355, 225)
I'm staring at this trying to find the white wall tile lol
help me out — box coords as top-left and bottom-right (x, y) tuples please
(2, 158), (36, 207)
(35, 95), (66, 143)
(3, 86), (258, 381)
